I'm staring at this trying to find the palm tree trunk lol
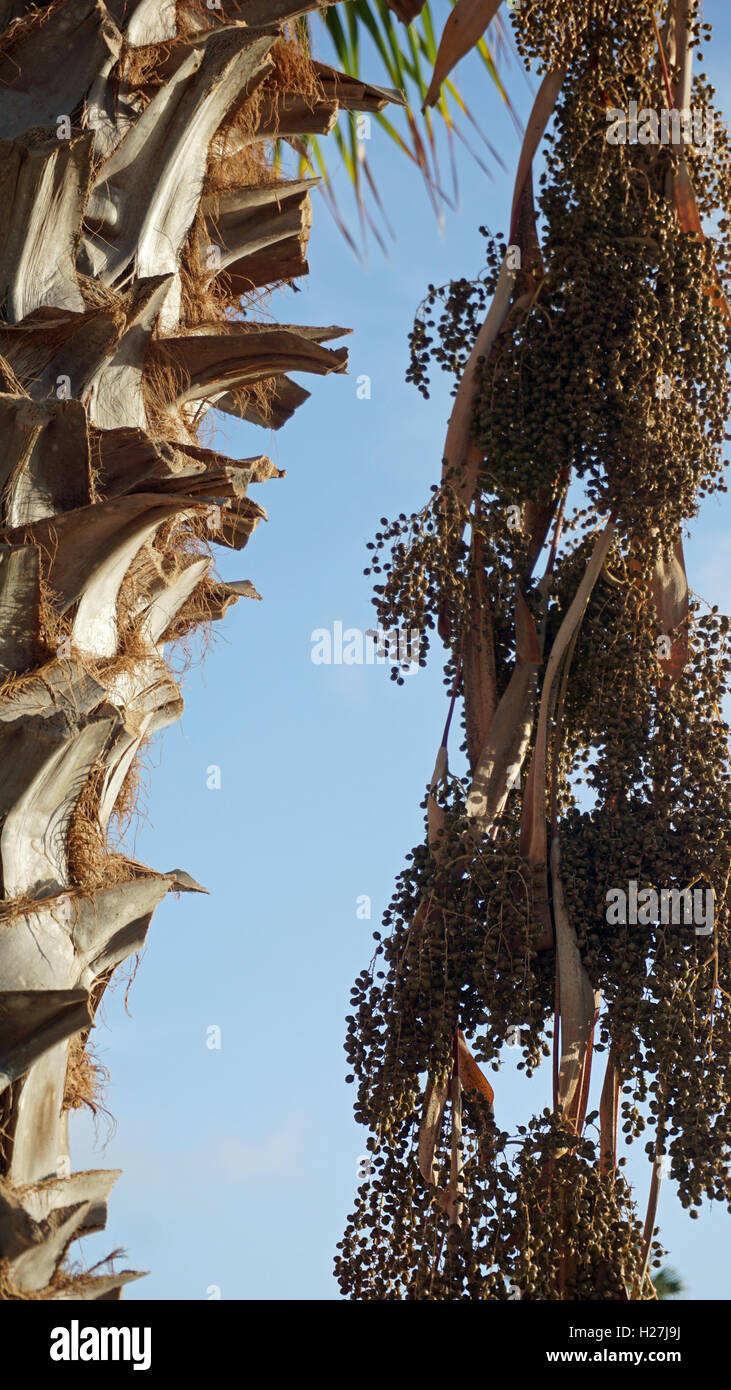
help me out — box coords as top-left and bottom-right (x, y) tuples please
(0, 0), (386, 1300)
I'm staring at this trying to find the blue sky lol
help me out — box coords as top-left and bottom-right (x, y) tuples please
(72, 2), (731, 1299)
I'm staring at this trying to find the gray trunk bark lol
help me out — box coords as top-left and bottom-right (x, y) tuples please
(0, 0), (391, 1298)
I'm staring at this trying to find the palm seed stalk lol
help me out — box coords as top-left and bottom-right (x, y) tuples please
(337, 0), (731, 1301)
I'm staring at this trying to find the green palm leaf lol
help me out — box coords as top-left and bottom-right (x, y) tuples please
(305, 0), (515, 250)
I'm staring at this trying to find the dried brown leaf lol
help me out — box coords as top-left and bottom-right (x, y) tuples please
(424, 0), (503, 109)
(651, 534), (689, 682)
(427, 743), (448, 850)
(509, 67), (566, 239)
(524, 518), (616, 886)
(466, 589), (541, 833)
(551, 834), (596, 1115)
(457, 1030), (494, 1108)
(462, 537), (498, 772)
(445, 1071), (464, 1227)
(418, 1072), (449, 1186)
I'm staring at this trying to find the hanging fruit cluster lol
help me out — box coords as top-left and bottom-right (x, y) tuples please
(337, 0), (731, 1300)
